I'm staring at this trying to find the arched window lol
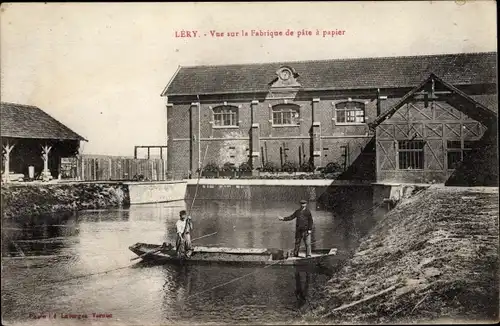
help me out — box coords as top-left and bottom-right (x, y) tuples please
(335, 101), (365, 123)
(272, 104), (300, 126)
(213, 105), (238, 127)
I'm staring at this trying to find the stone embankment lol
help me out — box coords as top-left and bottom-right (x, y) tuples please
(307, 185), (499, 324)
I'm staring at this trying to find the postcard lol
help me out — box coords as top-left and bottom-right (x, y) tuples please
(1, 2), (497, 325)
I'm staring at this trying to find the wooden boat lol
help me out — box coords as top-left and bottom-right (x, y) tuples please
(129, 242), (338, 267)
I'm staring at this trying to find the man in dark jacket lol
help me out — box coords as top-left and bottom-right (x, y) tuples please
(279, 199), (313, 257)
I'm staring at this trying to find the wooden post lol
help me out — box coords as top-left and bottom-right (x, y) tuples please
(376, 89), (381, 116)
(108, 157), (112, 180)
(151, 160), (154, 181)
(41, 145), (52, 181)
(198, 101), (201, 174)
(322, 285), (397, 318)
(299, 146), (302, 166)
(2, 142), (15, 183)
(57, 157), (62, 180)
(162, 158), (166, 180)
(81, 156), (85, 180)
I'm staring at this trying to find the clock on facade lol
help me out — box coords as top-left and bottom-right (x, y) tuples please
(279, 69), (291, 81)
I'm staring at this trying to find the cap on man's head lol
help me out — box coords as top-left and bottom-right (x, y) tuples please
(300, 200), (307, 204)
(179, 210), (187, 215)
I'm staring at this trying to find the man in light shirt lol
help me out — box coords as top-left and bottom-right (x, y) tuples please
(176, 210), (193, 258)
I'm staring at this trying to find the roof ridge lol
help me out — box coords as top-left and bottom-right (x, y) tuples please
(370, 73), (497, 129)
(178, 51), (497, 69)
(1, 101), (39, 109)
(1, 101), (86, 141)
(33, 106), (87, 141)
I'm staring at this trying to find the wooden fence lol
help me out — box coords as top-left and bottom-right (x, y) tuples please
(61, 156), (167, 181)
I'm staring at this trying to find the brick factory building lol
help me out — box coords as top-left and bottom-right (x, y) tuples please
(161, 52), (497, 183)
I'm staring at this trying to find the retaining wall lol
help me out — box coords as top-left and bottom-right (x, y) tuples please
(184, 179), (373, 202)
(126, 181), (187, 204)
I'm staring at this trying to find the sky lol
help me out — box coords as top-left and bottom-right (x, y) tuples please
(0, 1), (497, 156)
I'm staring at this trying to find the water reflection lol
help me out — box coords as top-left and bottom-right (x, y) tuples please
(156, 263), (322, 324)
(2, 194), (374, 324)
(3, 212), (81, 257)
(295, 268), (311, 309)
(186, 200), (344, 251)
(80, 208), (131, 222)
(163, 264), (192, 301)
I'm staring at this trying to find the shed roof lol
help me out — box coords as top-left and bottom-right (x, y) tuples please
(162, 52), (497, 96)
(369, 74), (498, 130)
(1, 102), (86, 141)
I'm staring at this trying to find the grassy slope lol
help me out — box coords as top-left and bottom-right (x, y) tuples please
(307, 186), (499, 324)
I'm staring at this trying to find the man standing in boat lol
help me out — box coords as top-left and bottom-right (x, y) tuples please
(176, 210), (193, 258)
(279, 199), (313, 257)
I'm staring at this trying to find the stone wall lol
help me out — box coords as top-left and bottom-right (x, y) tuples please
(126, 181), (187, 204)
(184, 179), (372, 202)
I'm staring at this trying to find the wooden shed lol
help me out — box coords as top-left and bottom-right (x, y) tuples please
(369, 74), (497, 184)
(1, 102), (86, 181)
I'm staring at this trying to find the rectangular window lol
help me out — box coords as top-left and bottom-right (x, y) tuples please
(336, 102), (365, 123)
(463, 141), (475, 150)
(447, 140), (474, 170)
(398, 140), (425, 170)
(272, 105), (300, 125)
(273, 111), (294, 124)
(213, 107), (238, 126)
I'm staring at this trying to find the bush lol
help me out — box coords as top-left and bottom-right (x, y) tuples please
(300, 162), (314, 172)
(282, 161), (299, 173)
(203, 162), (220, 172)
(132, 174), (145, 181)
(261, 161), (279, 172)
(239, 162), (252, 172)
(222, 162), (236, 172)
(323, 172), (341, 179)
(235, 174), (330, 180)
(323, 162), (343, 174)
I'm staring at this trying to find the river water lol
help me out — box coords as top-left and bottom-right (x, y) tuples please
(2, 199), (369, 325)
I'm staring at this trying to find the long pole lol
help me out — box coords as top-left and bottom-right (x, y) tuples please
(189, 144), (209, 215)
(132, 146), (210, 262)
(191, 231), (217, 242)
(197, 96), (201, 174)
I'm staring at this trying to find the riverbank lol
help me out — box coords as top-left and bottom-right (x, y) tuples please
(1, 181), (188, 219)
(306, 185), (499, 324)
(1, 183), (130, 219)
